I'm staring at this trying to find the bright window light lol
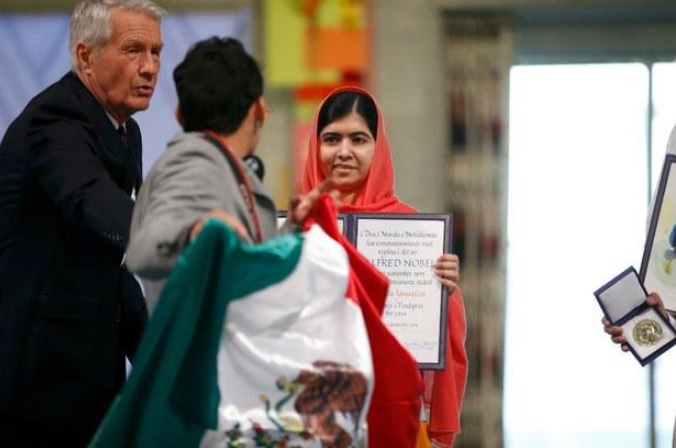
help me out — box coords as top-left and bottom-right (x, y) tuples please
(651, 62), (676, 448)
(505, 63), (651, 448)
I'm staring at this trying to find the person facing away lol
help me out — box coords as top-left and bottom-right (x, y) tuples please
(0, 0), (165, 446)
(301, 86), (468, 447)
(125, 36), (328, 311)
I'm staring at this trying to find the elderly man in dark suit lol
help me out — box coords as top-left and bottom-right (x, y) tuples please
(0, 0), (165, 446)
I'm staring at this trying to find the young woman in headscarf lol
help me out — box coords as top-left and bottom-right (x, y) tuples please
(301, 85), (468, 448)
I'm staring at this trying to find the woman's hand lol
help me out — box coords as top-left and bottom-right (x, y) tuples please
(646, 291), (668, 319)
(434, 253), (460, 293)
(601, 317), (628, 352)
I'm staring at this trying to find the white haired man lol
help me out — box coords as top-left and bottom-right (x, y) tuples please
(0, 0), (164, 445)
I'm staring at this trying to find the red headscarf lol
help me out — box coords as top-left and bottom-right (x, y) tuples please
(301, 86), (468, 447)
(301, 85), (415, 213)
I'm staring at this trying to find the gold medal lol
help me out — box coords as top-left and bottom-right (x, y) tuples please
(632, 319), (664, 347)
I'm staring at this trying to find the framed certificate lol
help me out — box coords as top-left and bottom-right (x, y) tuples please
(349, 213), (452, 370)
(640, 154), (676, 312)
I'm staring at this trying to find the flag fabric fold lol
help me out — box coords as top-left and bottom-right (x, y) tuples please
(90, 196), (422, 448)
(90, 215), (373, 447)
(307, 196), (424, 448)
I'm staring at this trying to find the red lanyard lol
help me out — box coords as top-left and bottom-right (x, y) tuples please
(205, 131), (264, 243)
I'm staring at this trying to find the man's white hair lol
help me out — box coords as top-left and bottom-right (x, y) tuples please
(69, 0), (166, 72)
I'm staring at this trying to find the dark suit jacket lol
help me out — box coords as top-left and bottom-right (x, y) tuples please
(0, 72), (147, 439)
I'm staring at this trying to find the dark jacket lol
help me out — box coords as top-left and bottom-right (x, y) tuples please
(0, 72), (147, 439)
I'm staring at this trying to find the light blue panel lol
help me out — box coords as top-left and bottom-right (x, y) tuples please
(0, 8), (253, 175)
(0, 15), (71, 134)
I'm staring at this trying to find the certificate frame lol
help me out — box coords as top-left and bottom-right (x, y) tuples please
(349, 212), (452, 370)
(640, 154), (676, 313)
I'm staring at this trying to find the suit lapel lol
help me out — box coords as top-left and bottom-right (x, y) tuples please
(63, 73), (142, 195)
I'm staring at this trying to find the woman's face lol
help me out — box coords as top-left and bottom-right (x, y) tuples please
(319, 112), (376, 195)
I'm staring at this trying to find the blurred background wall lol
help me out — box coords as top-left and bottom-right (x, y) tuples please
(3, 1), (676, 447)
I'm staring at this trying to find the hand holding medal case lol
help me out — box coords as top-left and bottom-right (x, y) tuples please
(594, 266), (676, 366)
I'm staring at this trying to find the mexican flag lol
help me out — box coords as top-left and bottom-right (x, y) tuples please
(89, 218), (373, 447)
(90, 196), (422, 447)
